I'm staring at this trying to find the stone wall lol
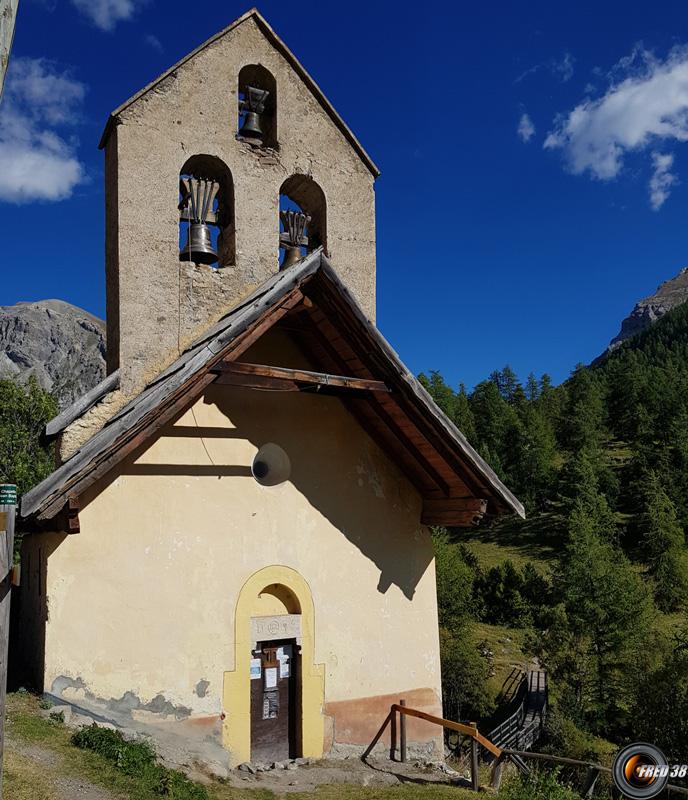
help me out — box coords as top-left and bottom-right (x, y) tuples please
(105, 15), (377, 394)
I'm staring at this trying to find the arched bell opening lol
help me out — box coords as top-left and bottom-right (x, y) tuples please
(178, 155), (235, 269)
(278, 175), (327, 270)
(237, 64), (277, 149)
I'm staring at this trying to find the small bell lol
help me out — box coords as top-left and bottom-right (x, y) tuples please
(239, 110), (263, 140)
(180, 222), (217, 265)
(239, 86), (270, 140)
(179, 176), (220, 265)
(281, 245), (302, 269)
(279, 209), (310, 269)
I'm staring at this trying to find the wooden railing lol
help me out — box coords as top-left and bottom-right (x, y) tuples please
(487, 670), (547, 753)
(363, 701), (688, 797)
(493, 749), (688, 797)
(361, 699), (501, 791)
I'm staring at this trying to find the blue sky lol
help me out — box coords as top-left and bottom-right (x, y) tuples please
(3, 0), (688, 389)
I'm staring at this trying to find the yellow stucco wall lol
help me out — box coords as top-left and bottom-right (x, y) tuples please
(31, 347), (443, 766)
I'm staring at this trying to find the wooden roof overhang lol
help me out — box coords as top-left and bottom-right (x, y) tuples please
(21, 250), (524, 531)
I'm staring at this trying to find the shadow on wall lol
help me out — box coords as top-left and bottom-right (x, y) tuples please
(10, 532), (64, 692)
(116, 382), (432, 600)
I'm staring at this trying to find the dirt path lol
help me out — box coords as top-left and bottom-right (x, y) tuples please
(7, 739), (122, 800)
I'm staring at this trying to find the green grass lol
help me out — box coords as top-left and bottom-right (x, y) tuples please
(5, 692), (576, 800)
(453, 512), (565, 574)
(472, 622), (529, 699)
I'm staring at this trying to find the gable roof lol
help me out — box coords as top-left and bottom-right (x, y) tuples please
(21, 250), (524, 526)
(97, 8), (380, 178)
(45, 370), (120, 439)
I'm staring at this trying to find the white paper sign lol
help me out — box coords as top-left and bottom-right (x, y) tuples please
(265, 666), (278, 689)
(250, 658), (262, 680)
(278, 645), (292, 678)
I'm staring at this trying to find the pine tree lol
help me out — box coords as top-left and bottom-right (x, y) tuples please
(490, 365), (521, 404)
(561, 365), (607, 451)
(560, 496), (654, 733)
(637, 471), (688, 611)
(509, 402), (557, 508)
(526, 372), (540, 402)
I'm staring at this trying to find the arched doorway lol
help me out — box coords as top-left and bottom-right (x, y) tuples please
(223, 566), (324, 766)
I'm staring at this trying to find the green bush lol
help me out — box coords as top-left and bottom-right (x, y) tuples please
(71, 725), (207, 799)
(500, 769), (582, 800)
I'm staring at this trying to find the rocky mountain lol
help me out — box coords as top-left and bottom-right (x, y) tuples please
(602, 267), (688, 357)
(0, 300), (106, 409)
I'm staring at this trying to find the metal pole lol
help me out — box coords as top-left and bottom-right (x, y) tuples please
(0, 484), (17, 800)
(399, 698), (407, 763)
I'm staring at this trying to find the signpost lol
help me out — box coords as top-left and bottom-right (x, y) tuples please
(0, 484), (16, 800)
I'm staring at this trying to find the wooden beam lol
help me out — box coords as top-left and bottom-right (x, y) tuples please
(66, 497), (80, 535)
(421, 498), (488, 526)
(212, 362), (391, 393)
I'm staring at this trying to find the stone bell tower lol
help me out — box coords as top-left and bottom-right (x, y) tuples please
(100, 9), (379, 395)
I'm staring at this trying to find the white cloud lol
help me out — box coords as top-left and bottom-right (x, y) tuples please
(553, 52), (575, 82)
(517, 113), (536, 143)
(515, 51), (575, 84)
(71, 0), (147, 31)
(0, 58), (87, 204)
(8, 57), (86, 125)
(144, 33), (163, 52)
(545, 46), (688, 183)
(649, 152), (677, 210)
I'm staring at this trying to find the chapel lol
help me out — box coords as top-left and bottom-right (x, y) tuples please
(18, 9), (523, 770)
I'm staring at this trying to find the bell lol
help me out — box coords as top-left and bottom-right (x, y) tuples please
(238, 86), (270, 140)
(281, 246), (302, 269)
(279, 209), (311, 270)
(180, 222), (217, 265)
(239, 110), (264, 140)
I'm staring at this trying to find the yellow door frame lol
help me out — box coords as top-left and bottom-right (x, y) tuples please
(222, 565), (325, 766)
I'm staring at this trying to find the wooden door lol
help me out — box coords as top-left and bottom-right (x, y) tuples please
(250, 640), (298, 763)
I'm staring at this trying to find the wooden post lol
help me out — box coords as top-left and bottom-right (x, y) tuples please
(361, 710), (393, 762)
(399, 699), (407, 763)
(470, 722), (479, 791)
(490, 754), (505, 791)
(583, 766), (600, 798)
(0, 485), (16, 800)
(390, 703), (397, 761)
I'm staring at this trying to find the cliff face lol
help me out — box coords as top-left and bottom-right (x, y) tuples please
(0, 299), (105, 409)
(602, 267), (688, 357)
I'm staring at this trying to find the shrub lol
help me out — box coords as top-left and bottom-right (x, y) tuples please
(500, 769), (582, 800)
(71, 725), (207, 800)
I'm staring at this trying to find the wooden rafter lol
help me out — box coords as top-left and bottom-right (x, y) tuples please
(421, 498), (488, 526)
(211, 361), (391, 394)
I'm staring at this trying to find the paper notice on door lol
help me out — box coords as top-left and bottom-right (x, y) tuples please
(250, 658), (261, 680)
(277, 644), (291, 678)
(264, 666), (278, 689)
